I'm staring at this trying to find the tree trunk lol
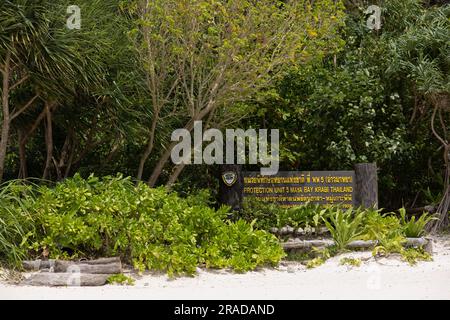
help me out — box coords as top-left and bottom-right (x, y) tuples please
(147, 118), (198, 187)
(137, 112), (159, 182)
(17, 107), (48, 179)
(42, 101), (54, 180)
(54, 128), (74, 181)
(429, 103), (450, 231)
(18, 129), (28, 179)
(166, 164), (186, 188)
(0, 52), (11, 182)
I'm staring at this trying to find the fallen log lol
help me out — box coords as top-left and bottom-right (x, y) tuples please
(346, 240), (378, 250)
(270, 227), (330, 236)
(404, 237), (428, 248)
(23, 260), (55, 271)
(282, 238), (430, 251)
(282, 240), (335, 250)
(22, 257), (121, 271)
(23, 273), (110, 287)
(75, 257), (121, 265)
(54, 261), (122, 274)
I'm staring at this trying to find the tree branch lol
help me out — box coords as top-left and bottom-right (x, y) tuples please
(10, 74), (29, 91)
(11, 94), (40, 121)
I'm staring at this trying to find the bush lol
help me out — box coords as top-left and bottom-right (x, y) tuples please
(399, 208), (436, 238)
(361, 209), (402, 240)
(0, 180), (38, 268)
(240, 197), (332, 230)
(2, 174), (284, 276)
(324, 208), (365, 250)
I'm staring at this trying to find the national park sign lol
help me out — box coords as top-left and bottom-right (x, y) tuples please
(218, 163), (378, 211)
(243, 171), (356, 208)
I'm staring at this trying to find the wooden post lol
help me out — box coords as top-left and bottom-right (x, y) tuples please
(354, 163), (378, 209)
(218, 164), (243, 214)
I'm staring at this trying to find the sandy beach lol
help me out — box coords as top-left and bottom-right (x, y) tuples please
(1, 234), (449, 300)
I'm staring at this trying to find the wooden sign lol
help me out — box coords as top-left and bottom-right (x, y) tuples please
(243, 171), (356, 208)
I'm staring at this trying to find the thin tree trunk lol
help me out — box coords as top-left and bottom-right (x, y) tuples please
(18, 128), (28, 179)
(137, 112), (159, 181)
(64, 141), (76, 179)
(429, 102), (450, 231)
(166, 164), (186, 189)
(54, 127), (74, 181)
(16, 106), (48, 179)
(0, 52), (11, 182)
(147, 118), (198, 187)
(165, 111), (215, 188)
(147, 141), (175, 187)
(42, 102), (54, 180)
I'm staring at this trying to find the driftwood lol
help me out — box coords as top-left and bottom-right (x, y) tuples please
(74, 257), (121, 265)
(23, 273), (110, 287)
(23, 260), (55, 271)
(23, 257), (121, 272)
(270, 227), (329, 236)
(54, 261), (121, 274)
(282, 240), (335, 250)
(346, 240), (378, 250)
(282, 238), (430, 251)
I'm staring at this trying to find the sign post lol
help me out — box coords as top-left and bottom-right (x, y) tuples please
(219, 164), (244, 213)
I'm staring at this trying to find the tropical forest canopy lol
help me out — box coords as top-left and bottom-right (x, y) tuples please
(1, 0), (449, 213)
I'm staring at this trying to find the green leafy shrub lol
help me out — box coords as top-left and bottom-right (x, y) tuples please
(0, 180), (38, 267)
(340, 257), (361, 267)
(240, 197), (286, 230)
(240, 197), (332, 230)
(399, 208), (436, 238)
(306, 257), (325, 269)
(362, 209), (402, 240)
(324, 208), (364, 250)
(107, 274), (135, 285)
(10, 174), (284, 276)
(401, 248), (432, 266)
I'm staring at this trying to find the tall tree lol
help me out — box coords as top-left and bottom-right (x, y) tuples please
(128, 0), (346, 186)
(389, 3), (450, 229)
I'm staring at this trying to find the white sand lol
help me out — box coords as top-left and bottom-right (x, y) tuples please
(1, 235), (450, 300)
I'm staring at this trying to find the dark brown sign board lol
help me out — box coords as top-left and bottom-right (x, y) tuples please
(243, 171), (355, 208)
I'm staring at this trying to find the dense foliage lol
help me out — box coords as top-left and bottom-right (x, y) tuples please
(0, 0), (449, 273)
(0, 0), (447, 216)
(0, 176), (284, 275)
(241, 197), (435, 241)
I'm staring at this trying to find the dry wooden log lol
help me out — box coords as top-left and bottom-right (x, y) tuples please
(23, 273), (110, 287)
(346, 240), (378, 250)
(71, 257), (121, 265)
(286, 226), (295, 235)
(424, 238), (433, 254)
(282, 238), (429, 251)
(282, 240), (335, 250)
(22, 257), (121, 271)
(23, 260), (55, 271)
(54, 261), (122, 274)
(404, 238), (428, 248)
